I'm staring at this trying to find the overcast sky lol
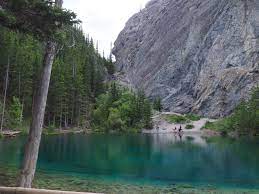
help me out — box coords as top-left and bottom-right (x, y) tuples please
(64, 0), (149, 57)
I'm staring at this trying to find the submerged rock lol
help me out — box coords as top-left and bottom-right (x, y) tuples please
(113, 0), (259, 118)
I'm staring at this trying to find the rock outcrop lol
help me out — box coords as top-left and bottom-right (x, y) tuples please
(113, 0), (259, 118)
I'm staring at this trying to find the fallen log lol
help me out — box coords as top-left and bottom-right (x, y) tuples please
(2, 131), (21, 137)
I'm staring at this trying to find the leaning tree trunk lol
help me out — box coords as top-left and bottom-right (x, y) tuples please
(17, 0), (63, 188)
(17, 41), (57, 188)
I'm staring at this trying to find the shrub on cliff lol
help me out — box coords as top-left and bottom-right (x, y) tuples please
(204, 87), (259, 134)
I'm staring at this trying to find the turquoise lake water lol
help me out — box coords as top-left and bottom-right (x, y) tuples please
(0, 134), (259, 191)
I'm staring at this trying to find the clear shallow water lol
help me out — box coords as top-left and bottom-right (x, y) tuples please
(0, 134), (259, 191)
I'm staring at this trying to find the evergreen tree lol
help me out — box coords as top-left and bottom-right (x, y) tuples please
(110, 82), (119, 102)
(233, 87), (259, 133)
(153, 97), (163, 112)
(8, 96), (23, 128)
(92, 86), (153, 132)
(143, 99), (152, 129)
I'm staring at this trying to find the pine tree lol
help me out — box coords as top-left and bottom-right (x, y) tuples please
(143, 99), (152, 129)
(8, 96), (23, 128)
(153, 97), (163, 112)
(110, 82), (119, 102)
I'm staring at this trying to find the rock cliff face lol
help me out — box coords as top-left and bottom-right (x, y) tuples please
(113, 0), (259, 118)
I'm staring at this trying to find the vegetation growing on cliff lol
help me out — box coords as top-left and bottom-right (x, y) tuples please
(164, 113), (201, 124)
(153, 97), (163, 112)
(204, 87), (259, 134)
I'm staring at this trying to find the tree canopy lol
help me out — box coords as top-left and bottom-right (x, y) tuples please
(0, 0), (80, 40)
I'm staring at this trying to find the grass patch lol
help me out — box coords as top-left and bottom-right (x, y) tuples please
(185, 114), (201, 121)
(203, 118), (235, 134)
(165, 114), (189, 124)
(185, 124), (194, 129)
(203, 121), (215, 130)
(164, 113), (202, 124)
(0, 132), (3, 139)
(43, 127), (60, 135)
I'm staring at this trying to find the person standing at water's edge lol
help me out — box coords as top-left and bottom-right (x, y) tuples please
(179, 126), (182, 133)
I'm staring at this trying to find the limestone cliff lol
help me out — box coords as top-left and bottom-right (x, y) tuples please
(113, 0), (259, 118)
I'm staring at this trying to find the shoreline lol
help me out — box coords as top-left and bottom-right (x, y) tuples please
(143, 112), (215, 135)
(0, 166), (259, 194)
(0, 129), (87, 138)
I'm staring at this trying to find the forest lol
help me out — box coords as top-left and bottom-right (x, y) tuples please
(0, 26), (152, 134)
(0, 27), (101, 131)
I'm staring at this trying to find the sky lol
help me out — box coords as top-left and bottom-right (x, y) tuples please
(64, 0), (150, 57)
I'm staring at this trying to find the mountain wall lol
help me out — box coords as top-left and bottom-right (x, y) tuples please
(113, 0), (259, 118)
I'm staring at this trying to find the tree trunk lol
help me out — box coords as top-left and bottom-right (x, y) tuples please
(18, 69), (21, 98)
(0, 55), (10, 133)
(59, 99), (63, 129)
(53, 114), (56, 126)
(17, 41), (57, 188)
(20, 99), (24, 123)
(17, 0), (63, 187)
(64, 114), (67, 128)
(77, 104), (80, 127)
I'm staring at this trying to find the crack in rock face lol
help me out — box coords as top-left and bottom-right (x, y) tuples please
(113, 0), (259, 118)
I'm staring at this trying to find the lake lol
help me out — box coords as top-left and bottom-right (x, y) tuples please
(0, 134), (259, 193)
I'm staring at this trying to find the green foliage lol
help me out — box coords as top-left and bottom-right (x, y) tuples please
(203, 117), (235, 134)
(0, 0), (80, 41)
(143, 99), (152, 129)
(165, 113), (202, 124)
(185, 114), (201, 121)
(104, 57), (115, 75)
(20, 127), (29, 135)
(0, 101), (4, 127)
(8, 97), (23, 128)
(203, 121), (215, 130)
(92, 84), (153, 133)
(203, 87), (259, 134)
(165, 114), (189, 124)
(0, 27), (110, 130)
(232, 87), (259, 132)
(153, 97), (163, 112)
(110, 82), (120, 102)
(43, 125), (59, 135)
(0, 132), (4, 139)
(185, 124), (194, 129)
(46, 28), (107, 129)
(107, 108), (125, 131)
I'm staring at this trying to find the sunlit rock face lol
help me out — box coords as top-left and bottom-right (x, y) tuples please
(113, 0), (259, 118)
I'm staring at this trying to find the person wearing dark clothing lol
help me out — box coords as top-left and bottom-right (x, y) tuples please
(179, 125), (182, 133)
(174, 127), (177, 132)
